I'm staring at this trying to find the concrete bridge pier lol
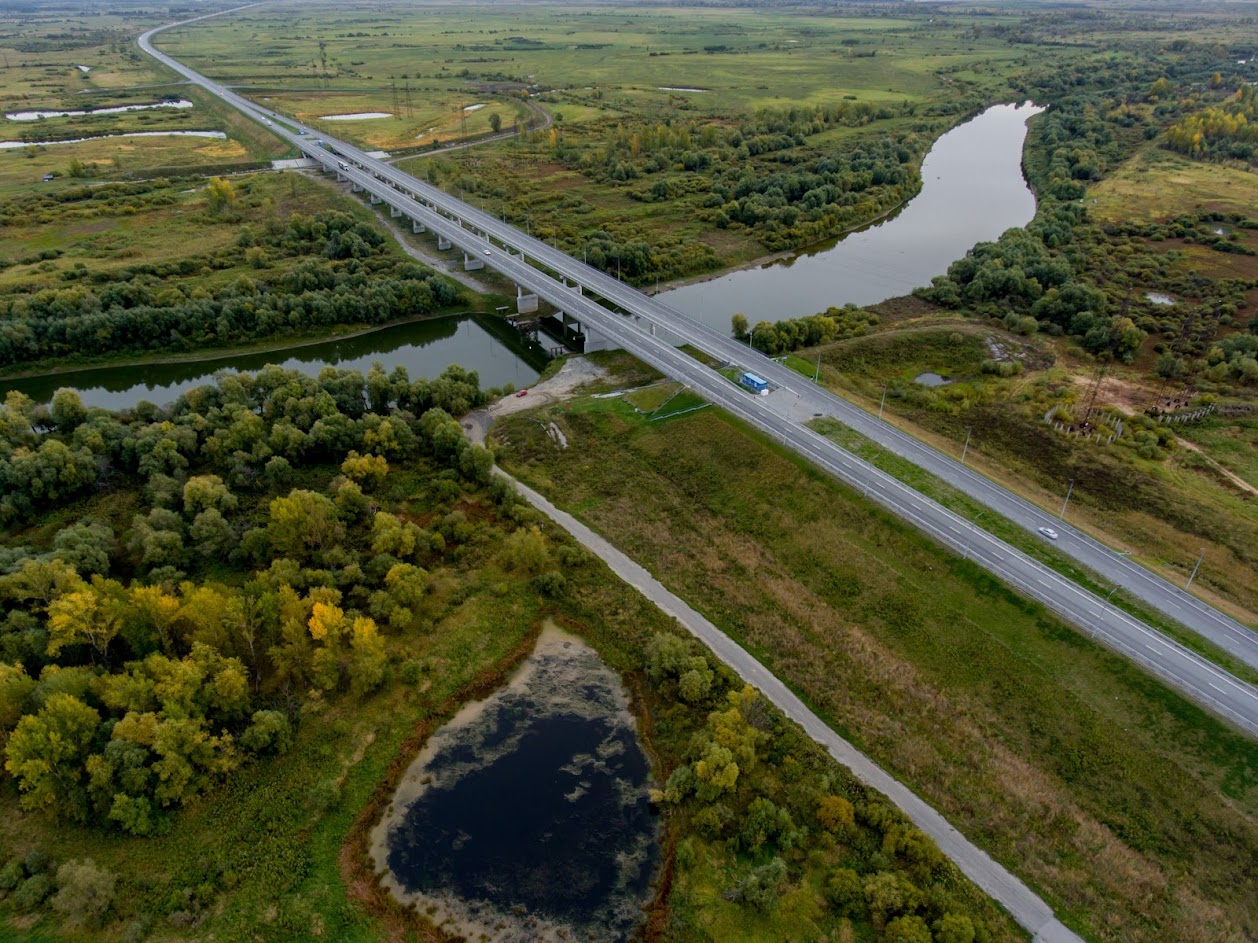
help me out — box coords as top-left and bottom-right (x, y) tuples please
(412, 220), (426, 234)
(516, 285), (539, 314)
(437, 236), (452, 250)
(351, 182), (363, 192)
(463, 252), (485, 271)
(335, 172), (346, 183)
(369, 193), (381, 205)
(390, 205), (402, 218)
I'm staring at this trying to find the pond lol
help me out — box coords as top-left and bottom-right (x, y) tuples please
(5, 100), (193, 121)
(914, 371), (951, 387)
(658, 102), (1046, 329)
(0, 130), (224, 149)
(0, 315), (545, 411)
(370, 624), (660, 943)
(319, 112), (392, 120)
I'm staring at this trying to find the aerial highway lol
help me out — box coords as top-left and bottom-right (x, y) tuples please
(141, 11), (1258, 675)
(139, 11), (1258, 736)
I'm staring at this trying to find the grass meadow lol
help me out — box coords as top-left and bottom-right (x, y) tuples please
(494, 377), (1258, 943)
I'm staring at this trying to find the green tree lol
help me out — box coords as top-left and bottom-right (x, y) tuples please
(731, 312), (749, 339)
(206, 176), (236, 214)
(884, 915), (933, 943)
(825, 867), (865, 918)
(934, 913), (977, 943)
(728, 857), (787, 913)
(489, 111), (503, 133)
(239, 710), (293, 755)
(4, 693), (101, 820)
(46, 583), (120, 664)
(267, 490), (345, 560)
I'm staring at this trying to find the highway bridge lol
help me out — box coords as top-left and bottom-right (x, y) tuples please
(140, 9), (1258, 739)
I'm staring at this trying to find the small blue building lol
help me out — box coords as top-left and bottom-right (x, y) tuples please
(740, 372), (769, 394)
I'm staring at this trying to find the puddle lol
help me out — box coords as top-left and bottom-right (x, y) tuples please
(5, 99), (192, 120)
(463, 103), (486, 112)
(1, 130), (225, 149)
(915, 371), (951, 387)
(658, 86), (708, 92)
(370, 623), (659, 943)
(76, 65), (91, 73)
(319, 111), (392, 120)
(1145, 292), (1176, 306)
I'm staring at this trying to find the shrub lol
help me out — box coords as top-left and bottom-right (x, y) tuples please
(51, 859), (116, 928)
(12, 873), (53, 912)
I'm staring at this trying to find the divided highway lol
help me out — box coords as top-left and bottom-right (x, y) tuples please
(140, 10), (1258, 737)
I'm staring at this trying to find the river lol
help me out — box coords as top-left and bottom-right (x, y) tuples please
(658, 102), (1045, 328)
(4, 103), (1039, 410)
(1, 315), (545, 410)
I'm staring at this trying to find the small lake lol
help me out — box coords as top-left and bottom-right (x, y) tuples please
(320, 112), (392, 121)
(370, 624), (660, 943)
(0, 315), (544, 411)
(0, 130), (224, 149)
(659, 102), (1046, 329)
(5, 100), (193, 121)
(915, 371), (950, 387)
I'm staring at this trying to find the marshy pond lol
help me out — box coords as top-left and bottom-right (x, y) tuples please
(370, 624), (660, 943)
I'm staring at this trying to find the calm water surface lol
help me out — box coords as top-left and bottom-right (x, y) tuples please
(373, 626), (660, 943)
(660, 102), (1046, 328)
(2, 315), (543, 410)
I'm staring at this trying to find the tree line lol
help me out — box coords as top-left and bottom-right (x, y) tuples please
(0, 209), (463, 368)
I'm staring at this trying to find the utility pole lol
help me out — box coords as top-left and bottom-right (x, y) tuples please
(814, 352), (821, 384)
(879, 381), (887, 419)
(960, 427), (972, 465)
(1059, 478), (1075, 520)
(1186, 548), (1206, 589)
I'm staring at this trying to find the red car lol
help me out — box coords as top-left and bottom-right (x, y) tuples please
(516, 389), (529, 397)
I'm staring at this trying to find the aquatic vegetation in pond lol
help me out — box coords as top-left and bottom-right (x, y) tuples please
(370, 625), (660, 943)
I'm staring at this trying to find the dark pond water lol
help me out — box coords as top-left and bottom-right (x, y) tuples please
(659, 102), (1046, 328)
(373, 626), (659, 943)
(1, 314), (545, 410)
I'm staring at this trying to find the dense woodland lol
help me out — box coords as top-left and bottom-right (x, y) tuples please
(0, 181), (463, 369)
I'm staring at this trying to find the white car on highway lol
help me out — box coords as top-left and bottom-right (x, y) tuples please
(1038, 526), (1059, 540)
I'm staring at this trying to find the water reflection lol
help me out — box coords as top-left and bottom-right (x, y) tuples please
(2, 315), (544, 410)
(660, 102), (1046, 328)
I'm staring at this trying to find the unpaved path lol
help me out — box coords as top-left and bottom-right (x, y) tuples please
(463, 356), (606, 445)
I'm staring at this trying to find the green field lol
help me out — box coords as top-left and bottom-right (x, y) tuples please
(494, 376), (1258, 943)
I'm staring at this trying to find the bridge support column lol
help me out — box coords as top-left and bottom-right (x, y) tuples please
(463, 253), (485, 271)
(369, 193), (381, 205)
(336, 172), (346, 183)
(437, 236), (451, 250)
(351, 182), (363, 192)
(516, 285), (538, 314)
(413, 220), (426, 234)
(390, 205), (402, 218)
(583, 322), (613, 353)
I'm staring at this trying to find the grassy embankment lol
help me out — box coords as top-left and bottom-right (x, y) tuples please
(494, 371), (1258, 943)
(812, 318), (1258, 626)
